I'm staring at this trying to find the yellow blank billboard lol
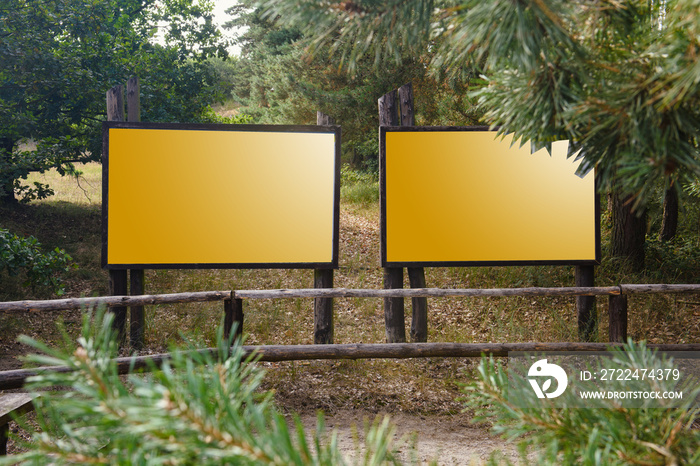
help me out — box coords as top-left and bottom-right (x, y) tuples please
(381, 127), (599, 266)
(103, 122), (340, 269)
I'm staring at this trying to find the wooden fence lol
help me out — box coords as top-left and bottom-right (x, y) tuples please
(2, 283), (700, 390)
(2, 284), (700, 344)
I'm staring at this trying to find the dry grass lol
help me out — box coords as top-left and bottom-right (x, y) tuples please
(2, 164), (700, 417)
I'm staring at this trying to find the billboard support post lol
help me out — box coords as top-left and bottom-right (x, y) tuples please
(126, 76), (145, 351)
(379, 88), (407, 343)
(576, 264), (596, 341)
(106, 84), (128, 344)
(398, 83), (429, 343)
(314, 111), (335, 344)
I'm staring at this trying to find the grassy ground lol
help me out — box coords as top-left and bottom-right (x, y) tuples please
(1, 164), (700, 418)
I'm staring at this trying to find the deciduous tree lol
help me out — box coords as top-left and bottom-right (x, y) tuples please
(0, 0), (227, 204)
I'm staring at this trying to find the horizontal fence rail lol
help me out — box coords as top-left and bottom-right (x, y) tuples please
(0, 291), (232, 312)
(3, 285), (700, 312)
(2, 342), (700, 390)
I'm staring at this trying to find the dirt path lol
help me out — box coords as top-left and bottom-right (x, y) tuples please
(297, 410), (521, 465)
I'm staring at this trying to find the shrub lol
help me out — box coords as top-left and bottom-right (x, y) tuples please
(465, 341), (700, 465)
(0, 228), (73, 295)
(340, 166), (379, 206)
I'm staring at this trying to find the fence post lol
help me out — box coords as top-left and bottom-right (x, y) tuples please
(609, 294), (628, 342)
(379, 89), (406, 343)
(224, 296), (244, 341)
(314, 111), (335, 344)
(398, 83), (429, 343)
(126, 76), (146, 350)
(106, 85), (128, 344)
(576, 265), (596, 341)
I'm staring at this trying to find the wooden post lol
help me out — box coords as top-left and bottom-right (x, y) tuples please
(108, 268), (128, 343)
(609, 295), (628, 342)
(576, 265), (596, 341)
(106, 85), (128, 344)
(398, 83), (415, 126)
(126, 77), (145, 350)
(106, 85), (124, 122)
(397, 83), (429, 342)
(0, 425), (6, 456)
(379, 90), (406, 343)
(408, 268), (427, 342)
(129, 269), (145, 350)
(126, 76), (140, 122)
(314, 268), (334, 344)
(314, 111), (336, 344)
(224, 296), (244, 341)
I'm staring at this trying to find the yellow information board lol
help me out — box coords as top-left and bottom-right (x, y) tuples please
(103, 123), (340, 269)
(381, 128), (599, 266)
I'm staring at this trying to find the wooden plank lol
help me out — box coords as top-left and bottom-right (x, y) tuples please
(1, 393), (33, 454)
(3, 341), (700, 390)
(576, 265), (596, 341)
(0, 393), (33, 426)
(609, 294), (628, 343)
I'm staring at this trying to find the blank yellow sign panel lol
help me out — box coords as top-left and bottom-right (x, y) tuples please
(383, 130), (598, 265)
(106, 126), (338, 267)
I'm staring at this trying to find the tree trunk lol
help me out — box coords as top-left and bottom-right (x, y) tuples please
(611, 192), (647, 271)
(659, 186), (678, 242)
(0, 138), (17, 205)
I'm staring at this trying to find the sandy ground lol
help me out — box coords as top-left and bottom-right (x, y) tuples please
(297, 410), (522, 465)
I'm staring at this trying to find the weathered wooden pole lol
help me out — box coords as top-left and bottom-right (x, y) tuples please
(398, 83), (429, 343)
(609, 294), (628, 342)
(126, 76), (146, 350)
(379, 89), (406, 343)
(576, 265), (596, 341)
(315, 111), (336, 344)
(223, 296), (244, 341)
(106, 85), (128, 344)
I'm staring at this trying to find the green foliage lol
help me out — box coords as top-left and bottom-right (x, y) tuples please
(223, 1), (483, 171)
(6, 310), (406, 465)
(465, 341), (700, 464)
(263, 0), (700, 207)
(340, 166), (379, 206)
(0, 0), (229, 203)
(196, 106), (255, 125)
(0, 228), (73, 294)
